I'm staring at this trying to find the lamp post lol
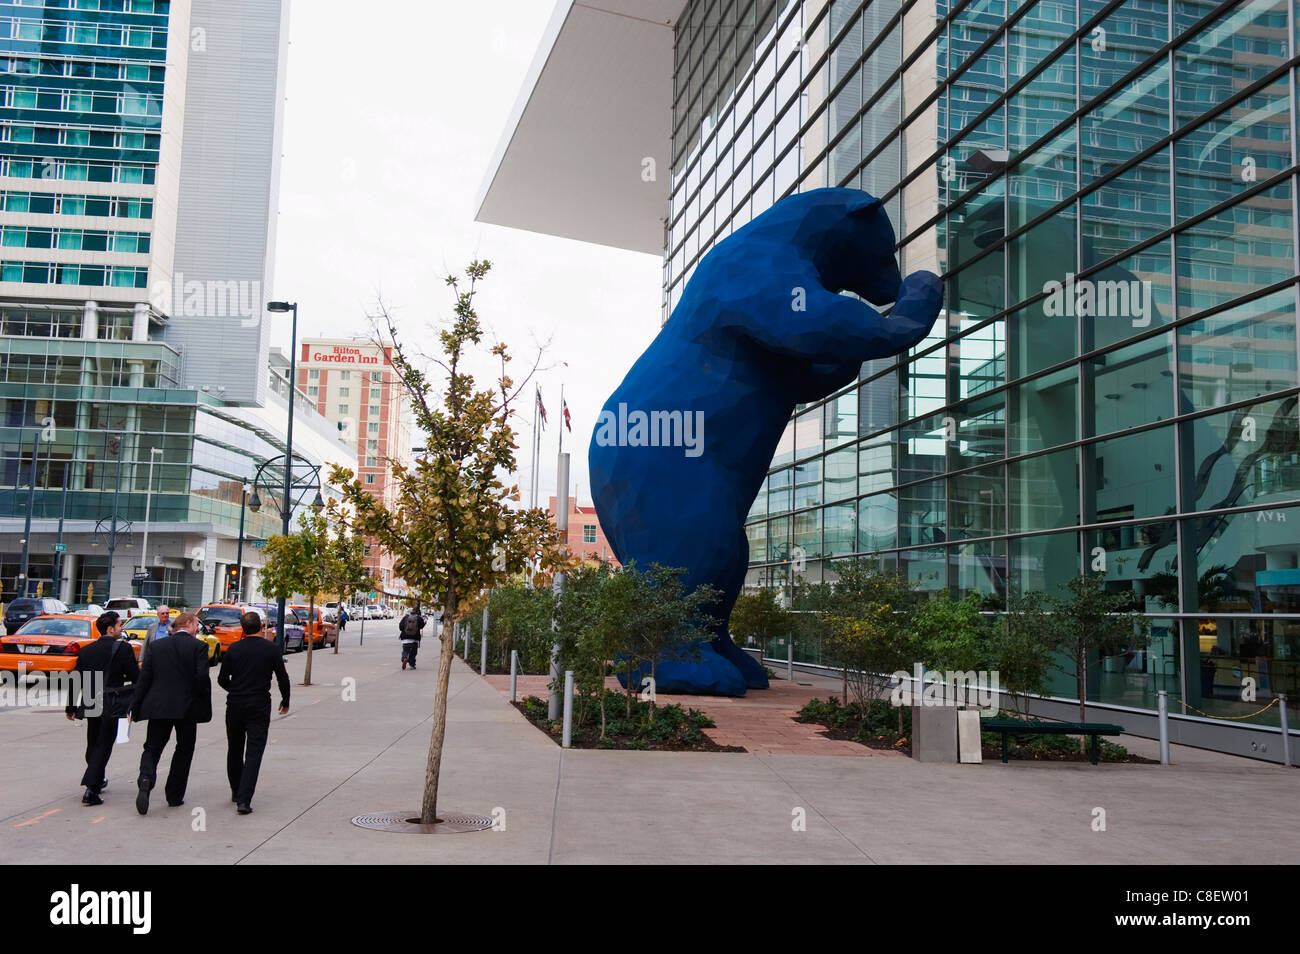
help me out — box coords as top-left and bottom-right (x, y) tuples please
(248, 449), (323, 652)
(267, 300), (299, 653)
(139, 447), (163, 591)
(17, 431), (38, 598)
(234, 483), (248, 602)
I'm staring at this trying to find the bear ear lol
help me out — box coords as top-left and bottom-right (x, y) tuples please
(846, 192), (882, 217)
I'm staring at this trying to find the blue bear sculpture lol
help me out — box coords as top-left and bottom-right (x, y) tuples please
(589, 188), (944, 695)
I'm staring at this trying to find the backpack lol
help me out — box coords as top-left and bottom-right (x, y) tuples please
(400, 614), (420, 638)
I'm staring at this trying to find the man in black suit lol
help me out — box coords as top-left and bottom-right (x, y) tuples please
(217, 611), (289, 814)
(65, 611), (139, 806)
(131, 611), (212, 814)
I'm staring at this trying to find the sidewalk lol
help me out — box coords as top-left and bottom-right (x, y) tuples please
(2, 631), (1297, 864)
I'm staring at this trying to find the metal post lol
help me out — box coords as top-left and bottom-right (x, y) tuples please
(562, 670), (574, 748)
(510, 649), (518, 702)
(786, 635), (794, 681)
(18, 431), (38, 597)
(359, 602), (365, 646)
(276, 302), (299, 654)
(480, 603), (488, 675)
(54, 452), (69, 599)
(234, 485), (246, 602)
(140, 447), (161, 584)
(1281, 694), (1292, 768)
(548, 452), (570, 720)
(1157, 689), (1170, 765)
(106, 441), (123, 598)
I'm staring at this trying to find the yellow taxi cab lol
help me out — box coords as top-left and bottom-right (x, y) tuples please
(124, 613), (221, 665)
(196, 603), (260, 654)
(0, 613), (143, 674)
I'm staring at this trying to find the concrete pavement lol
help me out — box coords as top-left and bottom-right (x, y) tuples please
(2, 624), (1297, 864)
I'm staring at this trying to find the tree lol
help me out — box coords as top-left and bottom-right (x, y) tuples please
(554, 560), (617, 736)
(322, 527), (375, 655)
(911, 591), (995, 674)
(822, 563), (918, 707)
(990, 591), (1056, 718)
(728, 588), (790, 663)
(1046, 574), (1151, 749)
(259, 509), (333, 687)
(615, 562), (721, 720)
(329, 262), (567, 825)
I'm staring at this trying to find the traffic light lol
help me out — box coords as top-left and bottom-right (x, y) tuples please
(227, 566), (240, 598)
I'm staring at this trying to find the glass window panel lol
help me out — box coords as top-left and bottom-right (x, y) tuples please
(1081, 239), (1174, 353)
(1190, 506), (1300, 616)
(1080, 0), (1169, 106)
(1175, 84), (1292, 224)
(899, 477), (946, 546)
(1010, 445), (1079, 531)
(794, 458), (821, 509)
(1007, 207), (1077, 314)
(1176, 181), (1293, 318)
(953, 538), (1007, 603)
(949, 391), (1006, 469)
(1177, 287), (1297, 410)
(858, 490), (898, 551)
(950, 463), (1005, 540)
(824, 501), (856, 557)
(1010, 528), (1080, 597)
(1183, 396), (1300, 514)
(1084, 146), (1170, 254)
(824, 443), (857, 503)
(858, 432), (896, 494)
(1085, 424), (1177, 523)
(1081, 60), (1169, 187)
(1174, 0), (1289, 128)
(1084, 333), (1175, 438)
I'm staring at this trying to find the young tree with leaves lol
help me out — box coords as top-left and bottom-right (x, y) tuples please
(322, 527), (375, 655)
(728, 587), (790, 664)
(1046, 574), (1151, 749)
(330, 261), (566, 825)
(259, 509), (334, 687)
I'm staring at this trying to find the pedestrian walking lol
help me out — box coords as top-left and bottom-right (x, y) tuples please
(217, 611), (289, 814)
(338, 605), (348, 632)
(64, 611), (139, 806)
(398, 604), (425, 670)
(140, 603), (172, 666)
(131, 611), (212, 814)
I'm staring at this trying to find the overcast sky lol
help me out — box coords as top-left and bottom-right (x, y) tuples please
(270, 0), (662, 508)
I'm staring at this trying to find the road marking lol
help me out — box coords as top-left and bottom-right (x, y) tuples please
(91, 815), (105, 824)
(14, 808), (60, 828)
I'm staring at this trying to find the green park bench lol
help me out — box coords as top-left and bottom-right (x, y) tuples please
(982, 719), (1126, 765)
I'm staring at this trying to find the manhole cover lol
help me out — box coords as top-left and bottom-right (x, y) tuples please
(351, 810), (494, 834)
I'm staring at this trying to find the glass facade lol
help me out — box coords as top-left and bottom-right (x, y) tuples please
(670, 0), (1300, 727)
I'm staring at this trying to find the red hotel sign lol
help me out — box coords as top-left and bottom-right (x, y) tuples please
(310, 345), (380, 365)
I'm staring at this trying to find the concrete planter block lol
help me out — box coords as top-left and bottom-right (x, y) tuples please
(912, 705), (959, 763)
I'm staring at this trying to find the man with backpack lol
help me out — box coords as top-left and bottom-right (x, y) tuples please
(399, 604), (425, 670)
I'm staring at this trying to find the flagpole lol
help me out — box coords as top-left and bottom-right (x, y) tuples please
(558, 382), (564, 456)
(530, 386), (539, 509)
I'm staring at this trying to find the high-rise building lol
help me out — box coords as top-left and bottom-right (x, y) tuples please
(0, 0), (354, 610)
(479, 0), (1300, 756)
(297, 338), (412, 597)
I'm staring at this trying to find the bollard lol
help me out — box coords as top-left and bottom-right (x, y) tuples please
(510, 649), (518, 702)
(786, 636), (793, 681)
(1157, 690), (1170, 764)
(562, 670), (574, 748)
(480, 608), (488, 676)
(1281, 694), (1292, 768)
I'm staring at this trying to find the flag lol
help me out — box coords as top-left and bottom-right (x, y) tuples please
(536, 386), (547, 429)
(562, 397), (571, 432)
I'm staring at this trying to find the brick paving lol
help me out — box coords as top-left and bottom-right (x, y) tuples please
(483, 671), (903, 757)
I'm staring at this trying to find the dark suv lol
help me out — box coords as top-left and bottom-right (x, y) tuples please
(4, 598), (69, 635)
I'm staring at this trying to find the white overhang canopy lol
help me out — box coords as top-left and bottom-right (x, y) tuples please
(474, 0), (683, 255)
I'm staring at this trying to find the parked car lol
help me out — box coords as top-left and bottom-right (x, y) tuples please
(364, 604), (382, 620)
(246, 603), (306, 652)
(126, 612), (220, 665)
(4, 598), (69, 635)
(68, 603), (105, 617)
(291, 605), (337, 648)
(104, 597), (151, 619)
(322, 602), (342, 623)
(197, 603), (263, 654)
(0, 613), (142, 675)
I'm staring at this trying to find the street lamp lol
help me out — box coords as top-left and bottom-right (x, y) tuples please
(234, 483), (248, 602)
(267, 300), (299, 653)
